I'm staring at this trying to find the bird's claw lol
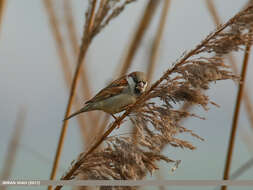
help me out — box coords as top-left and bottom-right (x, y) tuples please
(110, 114), (122, 128)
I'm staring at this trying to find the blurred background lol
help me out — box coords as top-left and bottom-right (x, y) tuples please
(0, 0), (253, 190)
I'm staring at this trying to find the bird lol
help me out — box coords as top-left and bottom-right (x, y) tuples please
(64, 71), (147, 121)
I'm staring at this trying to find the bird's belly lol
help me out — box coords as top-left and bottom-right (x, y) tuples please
(95, 94), (136, 114)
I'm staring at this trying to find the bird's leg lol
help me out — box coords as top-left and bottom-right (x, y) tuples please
(110, 114), (121, 128)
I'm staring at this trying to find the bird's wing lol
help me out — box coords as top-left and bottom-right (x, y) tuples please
(85, 75), (129, 104)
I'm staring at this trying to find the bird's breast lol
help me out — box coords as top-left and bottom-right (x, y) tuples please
(95, 94), (137, 114)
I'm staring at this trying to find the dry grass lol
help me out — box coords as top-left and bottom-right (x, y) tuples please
(53, 4), (253, 190)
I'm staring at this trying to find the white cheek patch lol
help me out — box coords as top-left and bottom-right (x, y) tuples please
(126, 76), (136, 93)
(143, 82), (148, 91)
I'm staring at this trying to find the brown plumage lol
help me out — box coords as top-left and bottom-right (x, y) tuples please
(64, 71), (147, 121)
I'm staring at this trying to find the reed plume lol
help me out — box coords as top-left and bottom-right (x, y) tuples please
(53, 4), (253, 190)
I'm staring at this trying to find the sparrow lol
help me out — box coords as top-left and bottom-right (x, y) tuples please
(64, 71), (147, 121)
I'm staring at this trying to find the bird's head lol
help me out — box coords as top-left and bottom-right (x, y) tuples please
(128, 71), (148, 95)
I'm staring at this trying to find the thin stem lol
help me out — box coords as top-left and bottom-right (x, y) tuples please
(221, 32), (252, 190)
(206, 4), (253, 186)
(43, 0), (72, 83)
(147, 0), (170, 82)
(206, 3), (253, 186)
(206, 0), (253, 130)
(63, 0), (79, 54)
(206, 1), (253, 189)
(43, 0), (89, 145)
(48, 0), (98, 189)
(214, 158), (253, 190)
(63, 0), (99, 132)
(132, 0), (170, 140)
(206, 0), (220, 27)
(0, 107), (26, 187)
(97, 0), (161, 134)
(0, 0), (6, 35)
(63, 0), (93, 104)
(120, 0), (160, 75)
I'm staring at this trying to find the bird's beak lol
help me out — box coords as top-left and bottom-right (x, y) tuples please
(136, 81), (147, 92)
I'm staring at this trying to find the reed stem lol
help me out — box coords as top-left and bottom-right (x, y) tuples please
(221, 31), (252, 190)
(120, 0), (160, 75)
(48, 1), (98, 189)
(147, 0), (170, 82)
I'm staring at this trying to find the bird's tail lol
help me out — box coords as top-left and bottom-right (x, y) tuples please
(63, 105), (90, 121)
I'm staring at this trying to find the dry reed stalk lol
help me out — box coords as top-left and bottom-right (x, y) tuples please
(239, 0), (253, 129)
(146, 0), (170, 82)
(48, 0), (97, 185)
(206, 2), (253, 187)
(206, 0), (220, 27)
(63, 0), (93, 106)
(97, 0), (161, 135)
(0, 0), (6, 34)
(206, 0), (253, 130)
(206, 2), (253, 188)
(63, 0), (79, 55)
(132, 0), (170, 142)
(0, 107), (26, 189)
(43, 0), (89, 146)
(63, 0), (99, 132)
(55, 5), (253, 189)
(50, 1), (138, 189)
(43, 0), (72, 83)
(214, 158), (253, 190)
(221, 35), (252, 190)
(119, 0), (160, 75)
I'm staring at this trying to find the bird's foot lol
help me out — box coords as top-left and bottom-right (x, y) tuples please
(110, 114), (122, 128)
